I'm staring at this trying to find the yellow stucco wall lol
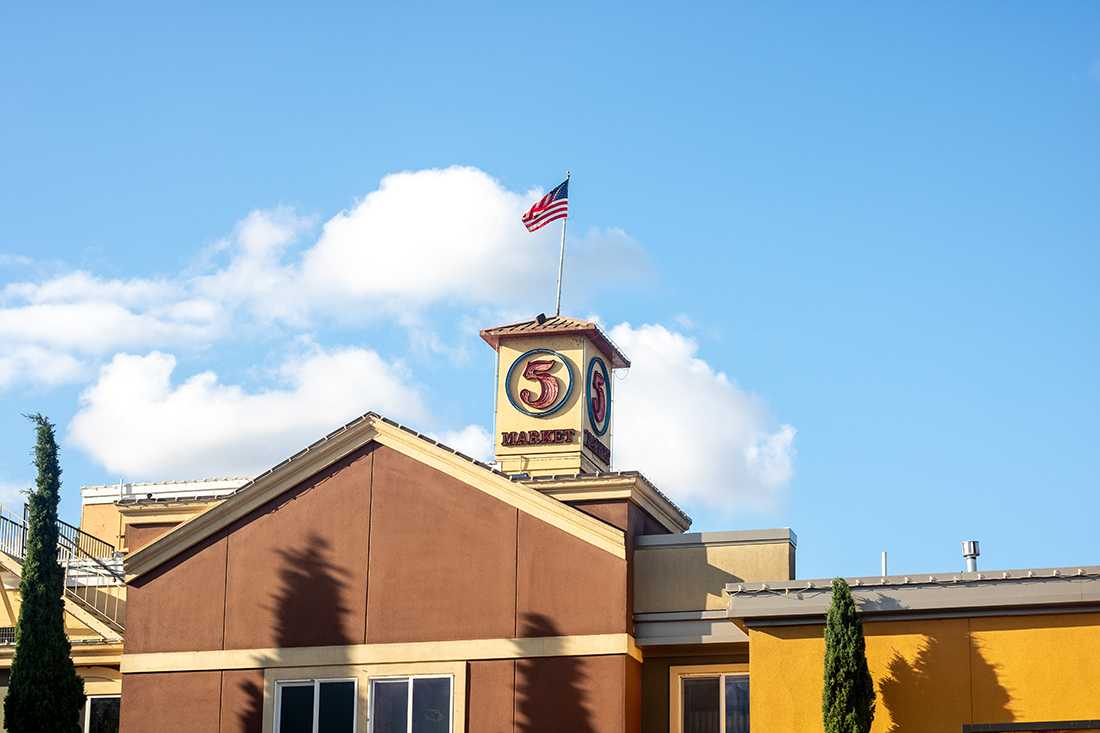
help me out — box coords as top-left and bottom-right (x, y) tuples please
(748, 612), (1100, 732)
(493, 333), (612, 475)
(80, 503), (124, 548)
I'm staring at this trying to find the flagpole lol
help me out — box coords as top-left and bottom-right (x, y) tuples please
(554, 170), (570, 317)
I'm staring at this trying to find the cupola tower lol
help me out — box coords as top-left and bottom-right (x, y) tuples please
(480, 315), (630, 477)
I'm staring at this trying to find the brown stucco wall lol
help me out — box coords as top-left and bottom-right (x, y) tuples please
(123, 442), (636, 730)
(125, 533), (228, 653)
(626, 657), (642, 733)
(514, 654), (630, 733)
(119, 671), (222, 732)
(224, 448), (373, 649)
(126, 521), (180, 553)
(516, 512), (627, 636)
(570, 499), (629, 531)
(366, 447), (519, 643)
(468, 659), (515, 732)
(220, 669), (264, 733)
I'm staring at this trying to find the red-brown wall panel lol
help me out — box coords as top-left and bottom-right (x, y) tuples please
(514, 654), (627, 733)
(366, 447), (518, 642)
(119, 671), (222, 733)
(220, 669), (265, 733)
(127, 522), (180, 552)
(124, 534), (228, 653)
(625, 657), (642, 733)
(516, 513), (627, 637)
(568, 500), (629, 531)
(467, 659), (515, 733)
(223, 448), (374, 649)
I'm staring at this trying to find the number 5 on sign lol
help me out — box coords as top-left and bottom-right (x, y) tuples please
(520, 360), (559, 409)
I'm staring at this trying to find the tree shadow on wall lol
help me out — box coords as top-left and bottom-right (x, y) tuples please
(879, 634), (1014, 733)
(515, 613), (597, 733)
(235, 532), (352, 733)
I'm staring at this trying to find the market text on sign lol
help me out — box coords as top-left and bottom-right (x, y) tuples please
(501, 429), (578, 447)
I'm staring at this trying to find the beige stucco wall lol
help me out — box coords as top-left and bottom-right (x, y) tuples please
(634, 536), (794, 613)
(80, 504), (124, 549)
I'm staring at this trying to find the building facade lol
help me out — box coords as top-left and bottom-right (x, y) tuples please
(21, 314), (1089, 732)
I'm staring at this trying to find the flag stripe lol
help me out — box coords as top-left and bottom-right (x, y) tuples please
(521, 177), (569, 233)
(525, 211), (568, 232)
(524, 203), (568, 227)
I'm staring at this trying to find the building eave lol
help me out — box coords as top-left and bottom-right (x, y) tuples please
(480, 315), (631, 369)
(124, 412), (627, 581)
(727, 566), (1100, 627)
(521, 471), (692, 533)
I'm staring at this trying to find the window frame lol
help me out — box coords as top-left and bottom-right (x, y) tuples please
(366, 673), (454, 733)
(82, 693), (121, 733)
(274, 677), (359, 733)
(263, 661), (466, 733)
(669, 663), (750, 733)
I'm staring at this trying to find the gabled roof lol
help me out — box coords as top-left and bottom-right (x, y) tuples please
(124, 412), (627, 580)
(480, 314), (631, 369)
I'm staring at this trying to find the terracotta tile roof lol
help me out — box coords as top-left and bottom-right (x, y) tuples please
(480, 314), (631, 368)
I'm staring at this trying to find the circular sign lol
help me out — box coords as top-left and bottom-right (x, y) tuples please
(505, 348), (575, 418)
(586, 356), (611, 436)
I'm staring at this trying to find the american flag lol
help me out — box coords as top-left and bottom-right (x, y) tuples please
(521, 178), (569, 232)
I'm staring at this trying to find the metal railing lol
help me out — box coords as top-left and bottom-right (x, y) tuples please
(0, 510), (125, 634)
(0, 513), (25, 561)
(22, 504), (116, 560)
(0, 627), (14, 645)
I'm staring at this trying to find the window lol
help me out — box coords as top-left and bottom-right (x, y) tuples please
(370, 676), (453, 733)
(670, 666), (749, 733)
(276, 679), (357, 733)
(82, 695), (121, 733)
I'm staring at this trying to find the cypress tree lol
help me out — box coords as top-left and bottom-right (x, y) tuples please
(5, 414), (84, 731)
(823, 577), (875, 733)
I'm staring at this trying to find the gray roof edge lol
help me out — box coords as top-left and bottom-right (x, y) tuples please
(725, 565), (1100, 593)
(636, 527), (796, 548)
(727, 568), (1100, 622)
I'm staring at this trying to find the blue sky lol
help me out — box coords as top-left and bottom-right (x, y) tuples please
(1, 3), (1098, 579)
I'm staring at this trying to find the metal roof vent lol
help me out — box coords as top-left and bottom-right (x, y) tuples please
(962, 540), (980, 572)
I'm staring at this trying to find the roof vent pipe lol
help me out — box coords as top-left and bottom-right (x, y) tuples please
(962, 540), (980, 572)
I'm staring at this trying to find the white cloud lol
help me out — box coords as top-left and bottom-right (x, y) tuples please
(195, 207), (315, 325)
(208, 167), (648, 320)
(435, 424), (494, 462)
(3, 271), (181, 306)
(69, 346), (431, 480)
(609, 323), (795, 514)
(0, 272), (224, 389)
(0, 302), (222, 354)
(0, 166), (647, 392)
(0, 345), (86, 389)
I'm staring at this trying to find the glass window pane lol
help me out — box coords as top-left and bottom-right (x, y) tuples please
(724, 676), (750, 733)
(371, 679), (409, 733)
(411, 677), (451, 733)
(278, 685), (315, 733)
(89, 697), (121, 733)
(681, 677), (720, 733)
(319, 681), (355, 732)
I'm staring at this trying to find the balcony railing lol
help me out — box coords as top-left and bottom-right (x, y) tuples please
(0, 509), (124, 635)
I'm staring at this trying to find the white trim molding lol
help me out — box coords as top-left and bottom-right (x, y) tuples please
(121, 633), (643, 674)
